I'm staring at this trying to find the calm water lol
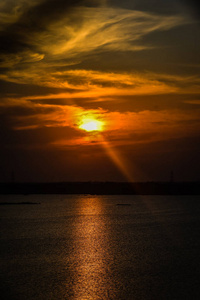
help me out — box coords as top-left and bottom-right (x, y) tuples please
(1, 194), (200, 300)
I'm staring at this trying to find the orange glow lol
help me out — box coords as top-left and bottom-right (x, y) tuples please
(79, 117), (104, 132)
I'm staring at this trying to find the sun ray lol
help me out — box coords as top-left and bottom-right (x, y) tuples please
(78, 113), (137, 182)
(99, 135), (135, 182)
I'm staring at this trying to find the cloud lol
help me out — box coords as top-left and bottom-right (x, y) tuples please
(0, 98), (107, 132)
(0, 0), (103, 53)
(4, 69), (198, 109)
(0, 2), (187, 78)
(44, 7), (184, 56)
(178, 0), (200, 19)
(2, 69), (200, 101)
(184, 100), (200, 105)
(0, 1), (195, 112)
(1, 95), (199, 150)
(0, 124), (85, 148)
(0, 1), (199, 183)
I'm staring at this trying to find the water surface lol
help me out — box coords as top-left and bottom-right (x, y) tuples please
(1, 195), (200, 299)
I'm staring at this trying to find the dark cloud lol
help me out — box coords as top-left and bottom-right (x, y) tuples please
(0, 125), (83, 147)
(140, 23), (200, 67)
(0, 103), (56, 118)
(0, 101), (64, 133)
(0, 0), (102, 55)
(26, 93), (200, 114)
(28, 98), (93, 106)
(83, 94), (200, 112)
(109, 0), (180, 15)
(109, 0), (200, 18)
(0, 80), (77, 98)
(75, 32), (200, 77)
(180, 0), (200, 18)
(17, 0), (94, 32)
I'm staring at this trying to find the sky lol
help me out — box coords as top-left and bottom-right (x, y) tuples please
(0, 0), (200, 182)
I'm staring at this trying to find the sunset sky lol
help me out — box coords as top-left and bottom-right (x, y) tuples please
(0, 0), (200, 182)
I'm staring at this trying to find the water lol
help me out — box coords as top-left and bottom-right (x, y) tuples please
(1, 194), (200, 300)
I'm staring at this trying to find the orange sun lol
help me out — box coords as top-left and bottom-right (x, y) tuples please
(79, 118), (104, 132)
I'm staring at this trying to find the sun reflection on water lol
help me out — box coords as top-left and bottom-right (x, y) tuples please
(69, 196), (115, 300)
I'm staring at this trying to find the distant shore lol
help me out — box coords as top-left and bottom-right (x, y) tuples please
(0, 182), (200, 195)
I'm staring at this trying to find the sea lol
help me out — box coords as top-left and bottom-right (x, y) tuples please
(0, 194), (200, 300)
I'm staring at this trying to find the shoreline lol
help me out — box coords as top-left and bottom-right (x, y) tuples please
(0, 182), (200, 195)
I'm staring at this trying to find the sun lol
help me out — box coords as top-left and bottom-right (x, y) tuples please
(79, 118), (103, 132)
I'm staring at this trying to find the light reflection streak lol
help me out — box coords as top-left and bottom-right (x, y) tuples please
(71, 196), (114, 300)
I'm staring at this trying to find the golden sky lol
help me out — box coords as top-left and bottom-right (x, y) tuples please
(0, 0), (200, 182)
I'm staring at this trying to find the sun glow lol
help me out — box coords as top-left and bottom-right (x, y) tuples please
(79, 118), (103, 132)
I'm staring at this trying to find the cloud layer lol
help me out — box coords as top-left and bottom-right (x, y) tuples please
(0, 0), (200, 181)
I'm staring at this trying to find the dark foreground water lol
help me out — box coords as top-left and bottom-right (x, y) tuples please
(1, 195), (200, 300)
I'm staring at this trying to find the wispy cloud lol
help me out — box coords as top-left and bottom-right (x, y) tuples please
(0, 1), (187, 85)
(41, 7), (185, 57)
(2, 69), (199, 108)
